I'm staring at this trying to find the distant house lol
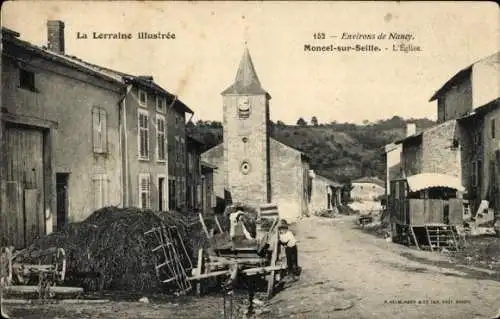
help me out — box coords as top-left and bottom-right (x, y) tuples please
(350, 177), (385, 201)
(308, 171), (343, 214)
(200, 161), (217, 215)
(186, 135), (204, 213)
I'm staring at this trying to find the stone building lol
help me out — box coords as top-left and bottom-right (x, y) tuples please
(1, 21), (212, 248)
(1, 25), (124, 247)
(350, 177), (386, 201)
(395, 51), (499, 214)
(202, 48), (314, 222)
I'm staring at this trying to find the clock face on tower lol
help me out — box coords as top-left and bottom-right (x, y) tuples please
(238, 97), (251, 119)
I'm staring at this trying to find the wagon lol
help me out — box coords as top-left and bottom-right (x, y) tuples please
(189, 203), (288, 299)
(388, 173), (465, 251)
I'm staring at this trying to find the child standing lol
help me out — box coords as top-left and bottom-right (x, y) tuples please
(278, 221), (300, 280)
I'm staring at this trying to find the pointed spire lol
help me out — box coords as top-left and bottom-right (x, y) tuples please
(222, 47), (268, 96)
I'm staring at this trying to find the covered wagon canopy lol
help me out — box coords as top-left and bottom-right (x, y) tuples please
(406, 173), (465, 193)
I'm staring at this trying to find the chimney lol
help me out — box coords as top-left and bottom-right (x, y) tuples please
(405, 123), (417, 137)
(47, 20), (65, 54)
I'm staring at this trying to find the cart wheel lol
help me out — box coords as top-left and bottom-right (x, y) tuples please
(55, 248), (66, 282)
(0, 247), (12, 286)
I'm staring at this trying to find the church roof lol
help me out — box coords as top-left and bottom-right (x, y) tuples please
(222, 47), (269, 96)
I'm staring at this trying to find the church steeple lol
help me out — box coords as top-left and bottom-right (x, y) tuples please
(222, 47), (269, 96)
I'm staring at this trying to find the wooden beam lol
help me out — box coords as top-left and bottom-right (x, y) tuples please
(214, 215), (223, 234)
(4, 286), (83, 294)
(199, 213), (211, 239)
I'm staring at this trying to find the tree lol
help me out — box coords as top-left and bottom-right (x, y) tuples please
(297, 117), (307, 127)
(311, 116), (318, 126)
(276, 120), (286, 127)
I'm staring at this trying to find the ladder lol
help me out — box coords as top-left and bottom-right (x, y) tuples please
(145, 226), (192, 294)
(424, 225), (459, 251)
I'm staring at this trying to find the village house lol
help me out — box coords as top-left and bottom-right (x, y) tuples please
(383, 123), (416, 195)
(186, 135), (205, 213)
(0, 24), (125, 248)
(1, 21), (212, 248)
(393, 51), (499, 215)
(429, 52), (499, 214)
(350, 177), (386, 201)
(200, 161), (217, 215)
(202, 48), (335, 221)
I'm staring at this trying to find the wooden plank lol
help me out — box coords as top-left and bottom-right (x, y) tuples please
(448, 199), (464, 225)
(4, 286), (83, 294)
(214, 215), (223, 234)
(5, 182), (24, 248)
(187, 270), (230, 281)
(24, 189), (41, 247)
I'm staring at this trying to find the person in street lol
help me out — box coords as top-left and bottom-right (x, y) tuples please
(278, 221), (301, 280)
(229, 210), (255, 247)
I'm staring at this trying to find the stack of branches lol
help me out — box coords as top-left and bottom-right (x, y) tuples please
(21, 207), (196, 292)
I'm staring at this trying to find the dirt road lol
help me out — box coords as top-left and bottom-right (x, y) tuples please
(267, 215), (500, 319)
(3, 215), (500, 318)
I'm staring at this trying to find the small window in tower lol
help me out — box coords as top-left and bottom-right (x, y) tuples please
(238, 97), (251, 119)
(240, 161), (251, 175)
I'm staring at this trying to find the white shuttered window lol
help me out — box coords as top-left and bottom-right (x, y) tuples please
(139, 173), (151, 209)
(92, 108), (107, 153)
(138, 109), (149, 160)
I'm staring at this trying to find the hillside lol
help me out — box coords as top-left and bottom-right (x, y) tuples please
(187, 116), (435, 183)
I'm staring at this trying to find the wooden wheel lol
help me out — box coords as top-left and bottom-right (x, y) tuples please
(0, 247), (12, 286)
(266, 230), (279, 299)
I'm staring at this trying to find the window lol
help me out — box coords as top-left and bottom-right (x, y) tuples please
(138, 89), (147, 107)
(92, 174), (109, 210)
(472, 161), (478, 187)
(168, 179), (176, 210)
(156, 115), (166, 161)
(92, 108), (108, 153)
(492, 118), (496, 139)
(156, 96), (166, 113)
(158, 176), (166, 211)
(139, 173), (151, 209)
(19, 68), (36, 91)
(138, 109), (149, 160)
(188, 152), (193, 171)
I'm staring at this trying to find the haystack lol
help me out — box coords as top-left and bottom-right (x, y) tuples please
(24, 207), (197, 292)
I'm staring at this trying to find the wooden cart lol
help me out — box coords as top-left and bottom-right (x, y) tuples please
(0, 246), (67, 299)
(190, 204), (288, 299)
(389, 174), (465, 251)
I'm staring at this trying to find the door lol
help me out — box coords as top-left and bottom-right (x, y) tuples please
(56, 173), (69, 231)
(6, 126), (45, 248)
(158, 177), (165, 211)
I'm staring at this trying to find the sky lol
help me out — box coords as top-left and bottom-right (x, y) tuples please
(2, 1), (499, 124)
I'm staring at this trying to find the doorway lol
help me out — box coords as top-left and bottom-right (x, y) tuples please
(56, 173), (69, 231)
(158, 177), (165, 211)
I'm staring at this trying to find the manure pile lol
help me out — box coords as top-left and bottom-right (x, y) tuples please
(23, 207), (210, 292)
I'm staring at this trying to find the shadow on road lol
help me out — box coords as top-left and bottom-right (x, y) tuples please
(398, 252), (500, 282)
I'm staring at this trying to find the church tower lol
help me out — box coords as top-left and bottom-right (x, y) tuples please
(221, 48), (272, 205)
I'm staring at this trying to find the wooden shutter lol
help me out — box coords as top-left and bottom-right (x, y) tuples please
(92, 109), (102, 153)
(139, 174), (150, 209)
(100, 109), (107, 152)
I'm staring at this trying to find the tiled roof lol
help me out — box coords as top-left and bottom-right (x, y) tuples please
(430, 51), (500, 101)
(2, 27), (193, 114)
(352, 177), (385, 188)
(222, 47), (269, 96)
